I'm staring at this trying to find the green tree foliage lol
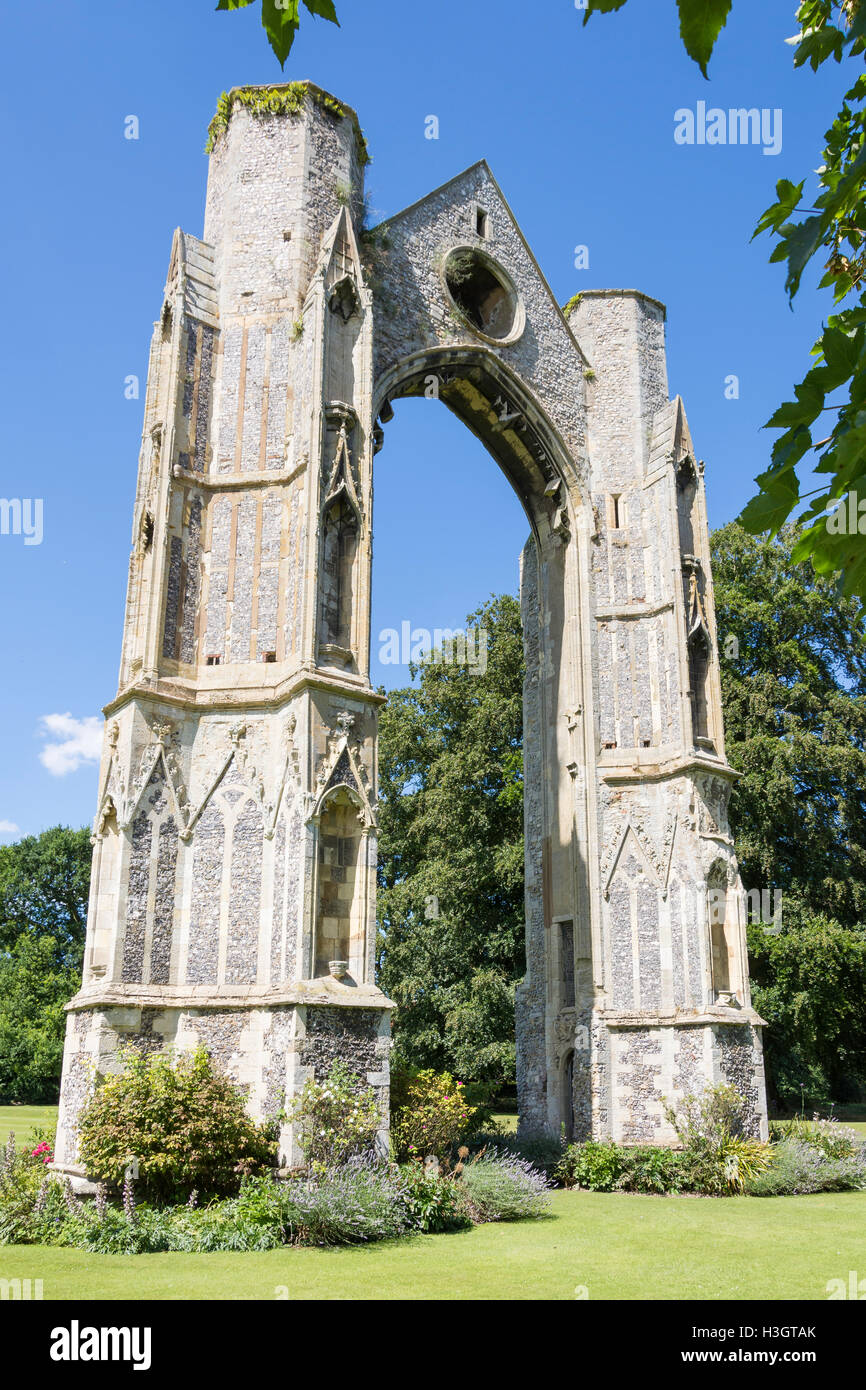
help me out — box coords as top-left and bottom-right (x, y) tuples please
(376, 595), (525, 1087)
(0, 827), (91, 1104)
(587, 1), (866, 601)
(711, 522), (866, 925)
(0, 826), (90, 959)
(216, 0), (339, 67)
(0, 934), (82, 1103)
(712, 522), (866, 1104)
(747, 907), (866, 1107)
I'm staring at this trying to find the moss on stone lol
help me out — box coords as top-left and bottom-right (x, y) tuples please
(205, 83), (371, 167)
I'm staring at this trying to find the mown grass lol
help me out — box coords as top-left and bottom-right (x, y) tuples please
(0, 1106), (58, 1147)
(2, 1103), (863, 1300)
(0, 1189), (863, 1301)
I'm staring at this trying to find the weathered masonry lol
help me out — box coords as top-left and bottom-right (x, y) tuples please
(55, 82), (767, 1178)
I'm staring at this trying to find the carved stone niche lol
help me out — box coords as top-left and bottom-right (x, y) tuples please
(697, 774), (732, 842)
(329, 274), (360, 322)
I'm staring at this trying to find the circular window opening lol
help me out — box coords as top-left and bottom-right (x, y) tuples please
(443, 248), (520, 341)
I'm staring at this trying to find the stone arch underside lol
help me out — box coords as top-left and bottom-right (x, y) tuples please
(373, 347), (584, 544)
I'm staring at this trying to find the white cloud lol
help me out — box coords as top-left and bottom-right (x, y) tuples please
(38, 713), (102, 777)
(0, 820), (19, 835)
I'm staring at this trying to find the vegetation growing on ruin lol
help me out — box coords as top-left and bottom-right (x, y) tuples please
(205, 83), (371, 167)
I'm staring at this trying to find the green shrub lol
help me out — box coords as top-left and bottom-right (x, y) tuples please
(458, 1150), (551, 1221)
(397, 1167), (469, 1234)
(664, 1083), (754, 1147)
(663, 1084), (772, 1193)
(390, 1068), (479, 1161)
(397, 1162), (472, 1233)
(0, 1130), (79, 1244)
(803, 1116), (858, 1159)
(77, 1045), (276, 1202)
(720, 1134), (773, 1191)
(557, 1140), (623, 1192)
(248, 1161), (410, 1246)
(615, 1146), (686, 1194)
(745, 1138), (866, 1196)
(289, 1060), (382, 1171)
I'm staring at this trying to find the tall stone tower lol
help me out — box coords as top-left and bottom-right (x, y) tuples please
(55, 85), (390, 1176)
(56, 83), (767, 1178)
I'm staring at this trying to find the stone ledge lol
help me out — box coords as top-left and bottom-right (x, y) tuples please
(65, 979), (396, 1013)
(600, 1007), (766, 1030)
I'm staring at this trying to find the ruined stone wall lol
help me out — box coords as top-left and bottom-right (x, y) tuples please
(59, 88), (768, 1178)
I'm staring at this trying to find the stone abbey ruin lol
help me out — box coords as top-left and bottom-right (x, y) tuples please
(54, 83), (767, 1178)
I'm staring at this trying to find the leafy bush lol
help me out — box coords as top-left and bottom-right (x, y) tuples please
(745, 1138), (866, 1196)
(289, 1060), (381, 1171)
(768, 1114), (859, 1158)
(397, 1162), (472, 1233)
(720, 1135), (773, 1192)
(77, 1045), (276, 1201)
(664, 1083), (754, 1147)
(615, 1146), (686, 1195)
(459, 1149), (551, 1221)
(390, 1068), (479, 1161)
(557, 1140), (623, 1192)
(664, 1084), (772, 1193)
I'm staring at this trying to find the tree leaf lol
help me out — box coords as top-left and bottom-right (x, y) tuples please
(676, 0), (733, 78)
(753, 179), (805, 240)
(261, 0), (301, 67)
(215, 0), (256, 9)
(583, 0), (631, 26)
(777, 215), (826, 300)
(303, 0), (339, 20)
(738, 486), (799, 537)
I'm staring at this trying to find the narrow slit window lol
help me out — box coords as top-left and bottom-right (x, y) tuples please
(475, 206), (489, 238)
(205, 654), (221, 666)
(559, 920), (575, 1008)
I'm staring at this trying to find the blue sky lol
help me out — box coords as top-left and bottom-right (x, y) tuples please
(0, 0), (849, 837)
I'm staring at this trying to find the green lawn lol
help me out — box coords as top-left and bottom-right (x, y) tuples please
(0, 1105), (58, 1147)
(2, 1104), (864, 1299)
(1, 1189), (863, 1300)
